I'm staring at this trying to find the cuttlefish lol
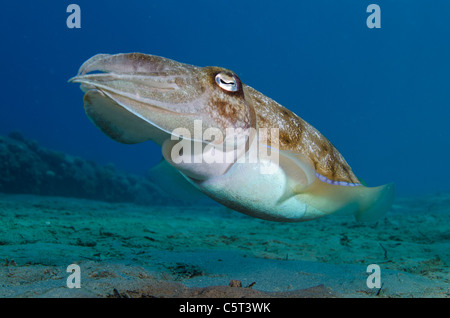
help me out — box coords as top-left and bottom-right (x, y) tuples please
(70, 53), (394, 222)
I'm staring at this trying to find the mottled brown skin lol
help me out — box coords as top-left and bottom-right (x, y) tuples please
(201, 67), (256, 139)
(196, 67), (360, 184)
(243, 85), (360, 184)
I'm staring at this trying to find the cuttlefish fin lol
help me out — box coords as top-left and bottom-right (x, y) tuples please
(274, 150), (394, 222)
(295, 180), (395, 222)
(83, 89), (162, 144)
(355, 183), (395, 221)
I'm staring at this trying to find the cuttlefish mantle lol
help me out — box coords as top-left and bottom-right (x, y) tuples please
(70, 53), (395, 222)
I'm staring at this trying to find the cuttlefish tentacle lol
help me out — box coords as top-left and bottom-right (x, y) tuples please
(70, 53), (394, 222)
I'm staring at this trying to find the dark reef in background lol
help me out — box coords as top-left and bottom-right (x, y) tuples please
(0, 131), (176, 205)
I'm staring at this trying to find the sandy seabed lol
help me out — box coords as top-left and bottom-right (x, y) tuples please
(0, 192), (448, 298)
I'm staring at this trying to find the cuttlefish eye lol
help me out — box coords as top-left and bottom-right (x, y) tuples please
(215, 72), (239, 92)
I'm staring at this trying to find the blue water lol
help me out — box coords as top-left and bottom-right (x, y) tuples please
(1, 0), (450, 196)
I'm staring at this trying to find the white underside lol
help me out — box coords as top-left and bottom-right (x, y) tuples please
(187, 157), (325, 222)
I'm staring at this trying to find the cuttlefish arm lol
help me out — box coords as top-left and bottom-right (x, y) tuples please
(70, 53), (394, 222)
